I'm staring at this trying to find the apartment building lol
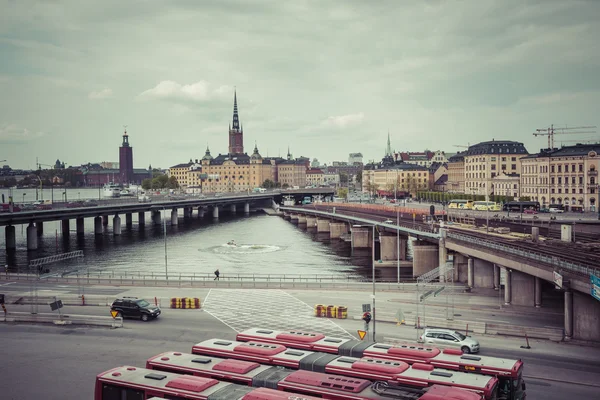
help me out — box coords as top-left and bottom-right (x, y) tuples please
(363, 162), (432, 196)
(446, 152), (466, 193)
(520, 144), (600, 211)
(306, 168), (324, 186)
(168, 161), (194, 188)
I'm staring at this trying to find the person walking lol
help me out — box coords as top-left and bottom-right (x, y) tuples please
(214, 269), (220, 280)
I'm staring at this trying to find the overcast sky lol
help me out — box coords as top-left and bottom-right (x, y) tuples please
(1, 0), (599, 170)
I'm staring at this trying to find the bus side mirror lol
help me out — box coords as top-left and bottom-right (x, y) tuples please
(522, 382), (526, 391)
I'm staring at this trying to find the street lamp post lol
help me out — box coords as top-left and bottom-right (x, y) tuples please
(372, 224), (377, 342)
(163, 207), (168, 280)
(22, 193), (26, 204)
(395, 176), (400, 284)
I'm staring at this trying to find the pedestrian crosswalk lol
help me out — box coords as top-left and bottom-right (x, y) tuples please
(202, 289), (353, 338)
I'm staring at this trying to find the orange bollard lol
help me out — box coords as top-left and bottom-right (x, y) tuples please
(465, 324), (469, 336)
(81, 294), (85, 306)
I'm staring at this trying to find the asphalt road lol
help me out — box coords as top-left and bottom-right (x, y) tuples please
(2, 290), (599, 399)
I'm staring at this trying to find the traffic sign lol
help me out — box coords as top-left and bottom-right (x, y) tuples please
(110, 310), (119, 319)
(553, 271), (563, 289)
(362, 303), (371, 313)
(49, 300), (63, 311)
(357, 330), (367, 340)
(591, 274), (600, 302)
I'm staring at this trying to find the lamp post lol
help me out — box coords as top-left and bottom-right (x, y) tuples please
(395, 175), (400, 284)
(162, 207), (168, 280)
(372, 224), (377, 342)
(22, 193), (26, 204)
(78, 192), (81, 201)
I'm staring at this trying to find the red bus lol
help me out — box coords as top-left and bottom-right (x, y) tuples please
(190, 340), (497, 399)
(95, 365), (321, 400)
(236, 328), (526, 400)
(147, 351), (484, 400)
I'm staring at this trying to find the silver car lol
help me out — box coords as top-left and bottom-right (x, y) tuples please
(419, 328), (480, 353)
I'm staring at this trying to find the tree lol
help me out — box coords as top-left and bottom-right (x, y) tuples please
(141, 178), (152, 190)
(262, 179), (276, 189)
(282, 183), (289, 189)
(365, 180), (378, 198)
(167, 176), (179, 189)
(337, 187), (348, 199)
(356, 170), (362, 184)
(339, 173), (349, 184)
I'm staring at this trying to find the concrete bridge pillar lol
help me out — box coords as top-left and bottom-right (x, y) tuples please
(94, 216), (102, 234)
(572, 291), (600, 342)
(493, 264), (500, 290)
(467, 258), (474, 288)
(198, 208), (205, 218)
(290, 214), (299, 224)
(351, 226), (371, 248)
(306, 216), (317, 229)
(230, 204), (237, 214)
(297, 215), (307, 225)
(504, 268), (512, 305)
(171, 209), (179, 226)
(102, 215), (109, 226)
(36, 221), (43, 236)
(511, 270), (535, 306)
(439, 233), (448, 283)
(316, 218), (330, 233)
(125, 213), (133, 228)
(535, 277), (542, 308)
(212, 206), (219, 219)
(113, 215), (122, 235)
(453, 253), (468, 283)
(5, 225), (16, 251)
(184, 207), (192, 218)
(564, 290), (573, 340)
(329, 222), (348, 239)
(412, 241), (439, 277)
(61, 219), (70, 235)
(244, 202), (250, 214)
(76, 218), (85, 235)
(151, 210), (161, 225)
(379, 233), (400, 262)
(138, 211), (145, 226)
(473, 259), (495, 288)
(283, 213), (291, 221)
(26, 223), (38, 250)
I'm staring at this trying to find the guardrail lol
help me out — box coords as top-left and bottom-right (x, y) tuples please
(2, 312), (122, 328)
(447, 231), (599, 277)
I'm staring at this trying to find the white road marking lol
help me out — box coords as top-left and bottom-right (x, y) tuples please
(0, 282), (15, 287)
(203, 289), (354, 338)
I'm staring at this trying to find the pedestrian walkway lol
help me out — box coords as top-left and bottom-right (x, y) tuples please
(202, 288), (353, 338)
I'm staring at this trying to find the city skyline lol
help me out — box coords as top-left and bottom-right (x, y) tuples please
(1, 0), (599, 169)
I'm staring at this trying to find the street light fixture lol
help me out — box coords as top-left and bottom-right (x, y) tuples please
(372, 224), (377, 342)
(22, 193), (26, 203)
(162, 207), (168, 280)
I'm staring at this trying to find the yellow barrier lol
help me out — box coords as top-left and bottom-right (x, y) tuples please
(314, 304), (347, 319)
(170, 297), (201, 309)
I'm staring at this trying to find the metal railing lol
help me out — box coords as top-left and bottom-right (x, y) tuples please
(447, 231), (599, 277)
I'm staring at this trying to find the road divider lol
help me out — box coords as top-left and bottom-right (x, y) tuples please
(2, 311), (123, 328)
(170, 297), (201, 309)
(314, 304), (347, 319)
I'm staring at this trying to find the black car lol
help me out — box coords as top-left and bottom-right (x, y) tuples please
(110, 297), (161, 321)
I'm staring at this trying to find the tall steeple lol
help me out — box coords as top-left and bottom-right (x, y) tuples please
(232, 89), (240, 131)
(385, 131), (392, 157)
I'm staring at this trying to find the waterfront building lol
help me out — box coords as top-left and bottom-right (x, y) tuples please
(520, 143), (600, 211)
(446, 152), (466, 193)
(306, 168), (324, 186)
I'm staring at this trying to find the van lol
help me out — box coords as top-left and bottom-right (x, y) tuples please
(258, 188), (267, 193)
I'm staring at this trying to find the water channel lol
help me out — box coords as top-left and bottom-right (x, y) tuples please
(1, 188), (414, 280)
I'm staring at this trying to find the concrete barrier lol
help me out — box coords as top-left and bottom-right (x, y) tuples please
(2, 312), (123, 328)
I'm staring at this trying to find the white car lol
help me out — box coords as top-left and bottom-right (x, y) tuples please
(549, 207), (564, 213)
(383, 219), (394, 224)
(419, 328), (480, 353)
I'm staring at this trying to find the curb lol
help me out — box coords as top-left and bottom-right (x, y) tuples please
(524, 375), (600, 388)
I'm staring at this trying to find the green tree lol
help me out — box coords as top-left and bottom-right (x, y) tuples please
(262, 179), (276, 189)
(282, 183), (289, 189)
(365, 180), (378, 198)
(339, 173), (349, 184)
(141, 178), (152, 190)
(167, 176), (179, 189)
(337, 187), (348, 199)
(152, 174), (169, 189)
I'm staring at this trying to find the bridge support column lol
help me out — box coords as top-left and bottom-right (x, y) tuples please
(511, 270), (535, 306)
(212, 206), (219, 219)
(467, 258), (474, 288)
(351, 226), (371, 248)
(184, 207), (192, 219)
(380, 233), (400, 261)
(113, 215), (121, 235)
(244, 202), (250, 214)
(138, 212), (145, 226)
(504, 268), (512, 305)
(5, 225), (16, 251)
(531, 227), (539, 242)
(572, 291), (600, 342)
(102, 215), (109, 226)
(493, 264), (500, 290)
(306, 216), (317, 229)
(26, 223), (38, 250)
(329, 222), (347, 239)
(151, 210), (161, 225)
(171, 209), (179, 226)
(439, 232), (447, 283)
(283, 213), (291, 221)
(76, 218), (85, 235)
(412, 241), (439, 277)
(453, 254), (468, 283)
(473, 259), (495, 288)
(297, 215), (307, 225)
(125, 213), (133, 228)
(535, 277), (542, 308)
(198, 208), (205, 218)
(94, 216), (102, 234)
(316, 218), (330, 233)
(564, 290), (573, 340)
(61, 219), (70, 235)
(290, 214), (299, 224)
(230, 204), (237, 214)
(36, 221), (43, 236)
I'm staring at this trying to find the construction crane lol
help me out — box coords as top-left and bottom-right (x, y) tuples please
(533, 124), (597, 149)
(453, 144), (470, 149)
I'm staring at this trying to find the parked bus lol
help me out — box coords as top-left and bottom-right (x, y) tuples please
(472, 201), (501, 211)
(147, 351), (483, 400)
(95, 366), (322, 400)
(448, 200), (474, 209)
(190, 340), (498, 400)
(502, 201), (540, 213)
(235, 328), (525, 400)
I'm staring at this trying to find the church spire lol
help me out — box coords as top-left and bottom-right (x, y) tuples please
(385, 131), (392, 157)
(231, 89), (240, 131)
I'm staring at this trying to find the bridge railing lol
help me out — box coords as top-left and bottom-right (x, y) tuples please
(447, 232), (599, 277)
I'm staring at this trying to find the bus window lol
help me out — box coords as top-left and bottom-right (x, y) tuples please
(102, 384), (144, 400)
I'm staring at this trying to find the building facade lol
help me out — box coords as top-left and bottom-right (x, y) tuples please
(348, 152), (363, 165)
(306, 168), (324, 186)
(119, 129), (134, 184)
(446, 152), (465, 193)
(520, 144), (600, 211)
